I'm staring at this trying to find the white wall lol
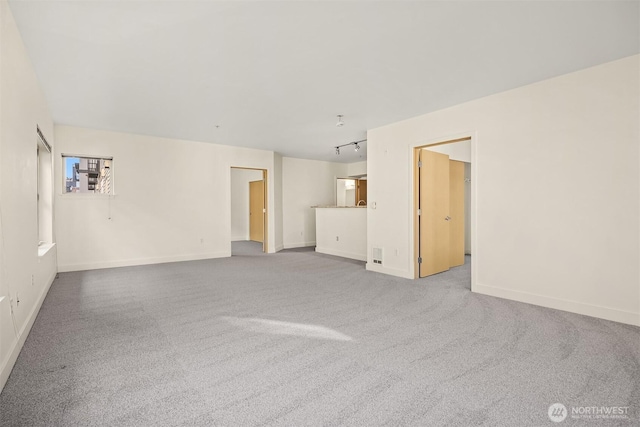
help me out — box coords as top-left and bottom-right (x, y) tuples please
(273, 153), (284, 252)
(464, 162), (471, 254)
(336, 179), (357, 207)
(55, 125), (278, 271)
(230, 168), (263, 241)
(347, 161), (367, 177)
(282, 157), (348, 248)
(367, 55), (639, 326)
(315, 208), (367, 261)
(0, 1), (57, 392)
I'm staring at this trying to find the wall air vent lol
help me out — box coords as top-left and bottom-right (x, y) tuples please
(372, 247), (383, 264)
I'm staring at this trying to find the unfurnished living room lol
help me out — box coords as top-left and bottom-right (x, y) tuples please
(0, 1), (639, 426)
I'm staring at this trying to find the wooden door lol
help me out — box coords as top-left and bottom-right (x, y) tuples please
(419, 149), (450, 277)
(449, 160), (465, 267)
(356, 179), (367, 205)
(249, 180), (264, 243)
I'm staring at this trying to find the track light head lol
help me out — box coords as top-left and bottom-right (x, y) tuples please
(334, 139), (365, 155)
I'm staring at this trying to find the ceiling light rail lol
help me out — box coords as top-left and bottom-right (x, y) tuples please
(335, 139), (366, 155)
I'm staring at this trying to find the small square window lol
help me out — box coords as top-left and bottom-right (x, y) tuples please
(63, 155), (113, 194)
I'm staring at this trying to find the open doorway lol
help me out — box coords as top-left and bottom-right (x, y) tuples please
(230, 167), (268, 255)
(413, 137), (473, 282)
(336, 178), (367, 207)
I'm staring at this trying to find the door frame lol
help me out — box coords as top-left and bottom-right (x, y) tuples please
(412, 134), (477, 289)
(231, 166), (268, 253)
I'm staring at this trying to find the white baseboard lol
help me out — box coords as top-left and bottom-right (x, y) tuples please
(365, 262), (414, 279)
(274, 244), (284, 252)
(283, 241), (316, 249)
(0, 268), (56, 392)
(474, 282), (640, 327)
(315, 247), (366, 261)
(58, 251), (230, 273)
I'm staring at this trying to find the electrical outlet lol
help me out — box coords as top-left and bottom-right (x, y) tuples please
(336, 236), (339, 241)
(200, 238), (204, 244)
(31, 274), (34, 286)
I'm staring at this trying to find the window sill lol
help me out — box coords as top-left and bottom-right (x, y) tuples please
(38, 243), (56, 257)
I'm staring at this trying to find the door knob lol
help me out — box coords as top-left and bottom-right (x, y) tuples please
(445, 216), (451, 221)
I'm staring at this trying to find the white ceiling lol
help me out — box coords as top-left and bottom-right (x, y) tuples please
(9, 1), (639, 163)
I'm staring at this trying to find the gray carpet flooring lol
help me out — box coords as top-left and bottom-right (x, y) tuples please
(1, 241), (638, 426)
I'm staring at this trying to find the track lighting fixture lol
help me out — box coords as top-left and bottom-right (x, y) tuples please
(336, 115), (344, 127)
(334, 139), (366, 155)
